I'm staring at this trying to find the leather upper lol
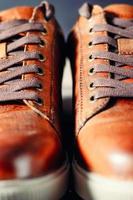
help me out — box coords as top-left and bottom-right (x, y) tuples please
(0, 2), (65, 179)
(0, 110), (63, 179)
(78, 99), (133, 179)
(68, 3), (133, 180)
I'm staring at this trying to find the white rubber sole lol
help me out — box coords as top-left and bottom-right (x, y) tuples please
(73, 161), (133, 200)
(0, 161), (69, 200)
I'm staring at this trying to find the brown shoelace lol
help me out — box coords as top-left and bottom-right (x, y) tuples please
(0, 19), (47, 104)
(88, 16), (133, 101)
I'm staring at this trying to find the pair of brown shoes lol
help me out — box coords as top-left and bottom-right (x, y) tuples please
(0, 1), (133, 200)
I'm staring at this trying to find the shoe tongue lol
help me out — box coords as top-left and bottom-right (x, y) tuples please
(0, 6), (34, 22)
(104, 4), (133, 19)
(104, 4), (133, 57)
(105, 4), (133, 85)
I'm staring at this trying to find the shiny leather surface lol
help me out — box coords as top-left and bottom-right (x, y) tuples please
(0, 3), (65, 179)
(68, 4), (133, 180)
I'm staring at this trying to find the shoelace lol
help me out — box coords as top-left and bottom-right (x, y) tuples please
(0, 19), (47, 104)
(88, 17), (133, 101)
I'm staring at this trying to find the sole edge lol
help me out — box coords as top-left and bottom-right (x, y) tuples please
(73, 161), (133, 200)
(0, 160), (69, 200)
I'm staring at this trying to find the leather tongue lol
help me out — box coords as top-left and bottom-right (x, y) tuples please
(104, 4), (133, 19)
(0, 6), (34, 22)
(104, 4), (133, 84)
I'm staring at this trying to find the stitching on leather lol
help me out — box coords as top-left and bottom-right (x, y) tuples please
(22, 4), (55, 124)
(77, 21), (84, 127)
(88, 12), (110, 113)
(77, 13), (111, 133)
(121, 51), (133, 55)
(51, 23), (56, 122)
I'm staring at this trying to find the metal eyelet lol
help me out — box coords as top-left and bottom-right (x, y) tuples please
(35, 97), (44, 106)
(89, 82), (94, 90)
(39, 39), (45, 47)
(89, 95), (95, 102)
(41, 28), (48, 35)
(89, 28), (93, 34)
(89, 54), (94, 62)
(89, 55), (94, 62)
(36, 83), (43, 91)
(38, 53), (46, 62)
(37, 67), (44, 76)
(89, 68), (95, 75)
(88, 41), (93, 48)
(89, 55), (93, 59)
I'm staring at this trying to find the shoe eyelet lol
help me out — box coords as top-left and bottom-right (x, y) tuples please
(36, 83), (43, 91)
(89, 82), (94, 90)
(89, 54), (95, 62)
(37, 67), (44, 76)
(89, 55), (94, 62)
(89, 68), (95, 75)
(35, 97), (44, 106)
(89, 95), (95, 102)
(88, 41), (93, 48)
(38, 53), (46, 62)
(89, 28), (93, 34)
(39, 39), (45, 47)
(41, 28), (48, 35)
(89, 55), (93, 59)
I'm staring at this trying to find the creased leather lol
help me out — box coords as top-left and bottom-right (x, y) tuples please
(69, 3), (133, 180)
(68, 5), (110, 133)
(0, 3), (65, 179)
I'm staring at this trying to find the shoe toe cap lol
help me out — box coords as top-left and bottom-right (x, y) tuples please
(77, 117), (133, 180)
(0, 110), (64, 179)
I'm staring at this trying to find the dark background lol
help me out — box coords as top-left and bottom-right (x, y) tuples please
(0, 0), (132, 34)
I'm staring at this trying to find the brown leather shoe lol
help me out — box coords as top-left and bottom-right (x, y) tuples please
(0, 1), (69, 199)
(68, 3), (133, 200)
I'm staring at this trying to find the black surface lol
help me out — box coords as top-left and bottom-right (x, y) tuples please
(62, 191), (82, 200)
